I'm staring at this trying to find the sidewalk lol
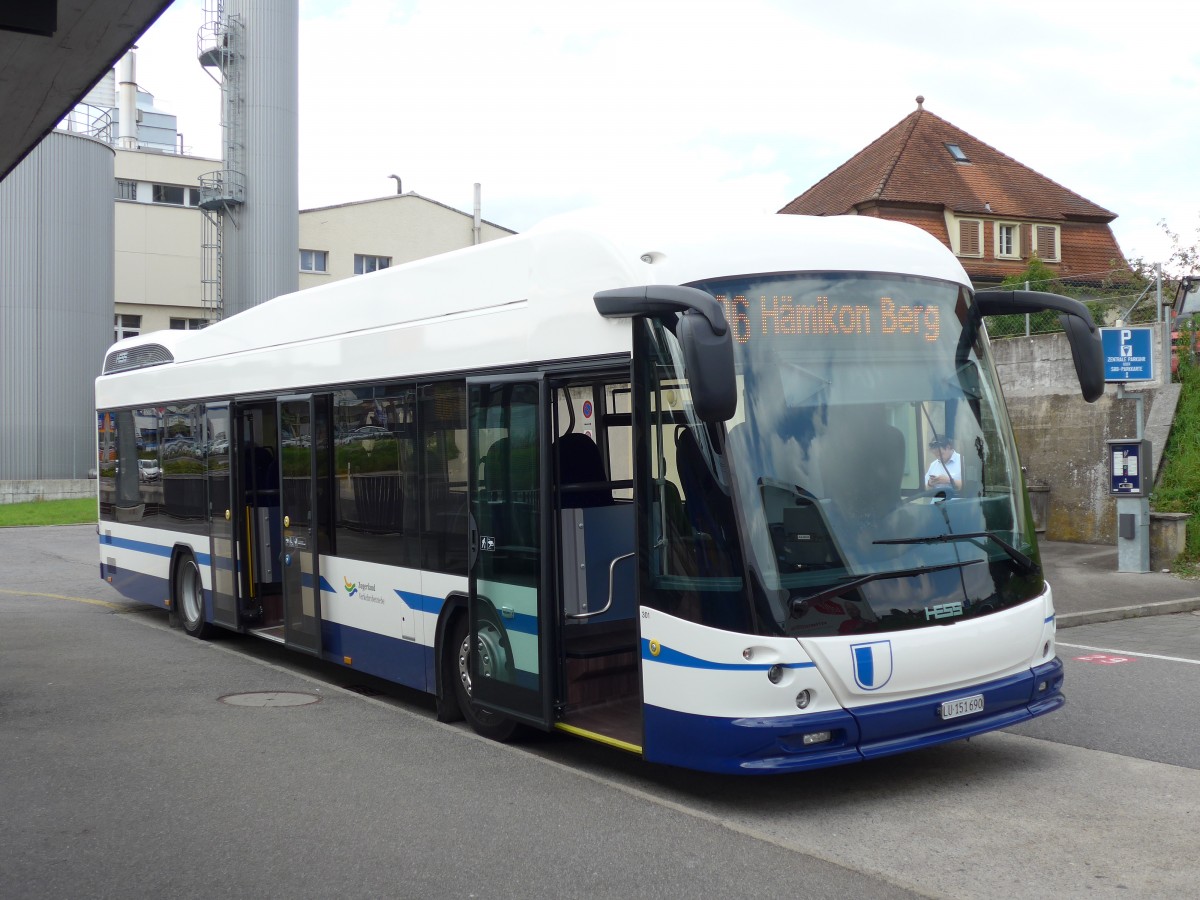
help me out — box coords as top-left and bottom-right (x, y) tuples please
(1040, 539), (1200, 628)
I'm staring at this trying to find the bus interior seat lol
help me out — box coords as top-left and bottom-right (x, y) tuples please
(555, 432), (612, 507)
(676, 427), (725, 539)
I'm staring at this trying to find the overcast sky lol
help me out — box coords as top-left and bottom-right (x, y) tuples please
(132, 0), (1198, 269)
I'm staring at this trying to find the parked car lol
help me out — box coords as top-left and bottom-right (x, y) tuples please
(138, 459), (161, 482)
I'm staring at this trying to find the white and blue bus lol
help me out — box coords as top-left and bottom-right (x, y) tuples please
(96, 211), (1103, 774)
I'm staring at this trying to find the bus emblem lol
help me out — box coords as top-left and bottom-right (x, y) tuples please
(850, 640), (893, 690)
(343, 577), (358, 597)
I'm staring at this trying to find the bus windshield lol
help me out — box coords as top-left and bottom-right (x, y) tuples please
(637, 272), (1044, 639)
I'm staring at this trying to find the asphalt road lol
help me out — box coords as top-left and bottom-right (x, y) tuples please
(2, 525), (1198, 899)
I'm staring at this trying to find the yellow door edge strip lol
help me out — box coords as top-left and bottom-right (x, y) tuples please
(554, 722), (643, 755)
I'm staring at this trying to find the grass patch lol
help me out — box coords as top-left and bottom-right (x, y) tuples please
(1153, 359), (1200, 572)
(0, 497), (97, 527)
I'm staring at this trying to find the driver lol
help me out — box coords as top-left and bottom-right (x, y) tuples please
(924, 438), (963, 492)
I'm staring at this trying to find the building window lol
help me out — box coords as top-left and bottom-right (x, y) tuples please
(114, 314), (142, 342)
(300, 250), (329, 273)
(995, 223), (1019, 259)
(152, 184), (186, 205)
(115, 179), (137, 201)
(957, 219), (982, 258)
(945, 143), (970, 163)
(188, 188), (200, 207)
(1034, 225), (1060, 262)
(170, 318), (207, 330)
(354, 254), (390, 275)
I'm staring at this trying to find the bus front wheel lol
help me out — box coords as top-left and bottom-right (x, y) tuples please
(449, 615), (519, 742)
(174, 551), (213, 639)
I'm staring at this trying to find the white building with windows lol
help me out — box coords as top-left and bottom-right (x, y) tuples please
(297, 194), (515, 291)
(112, 143), (516, 341)
(114, 147), (220, 338)
(87, 59), (515, 342)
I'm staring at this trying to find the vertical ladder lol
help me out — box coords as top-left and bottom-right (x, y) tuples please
(196, 0), (245, 324)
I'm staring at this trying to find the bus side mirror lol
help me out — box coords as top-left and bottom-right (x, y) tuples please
(677, 309), (736, 422)
(975, 290), (1105, 403)
(1059, 312), (1105, 403)
(594, 284), (736, 422)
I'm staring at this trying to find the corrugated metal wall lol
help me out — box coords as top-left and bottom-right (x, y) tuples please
(0, 131), (114, 479)
(224, 0), (299, 318)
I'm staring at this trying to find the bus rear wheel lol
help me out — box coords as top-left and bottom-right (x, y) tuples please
(449, 615), (519, 742)
(174, 551), (213, 639)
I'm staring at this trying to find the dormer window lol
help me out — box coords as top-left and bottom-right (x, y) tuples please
(945, 143), (970, 163)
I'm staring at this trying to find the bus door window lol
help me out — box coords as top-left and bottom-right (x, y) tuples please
(636, 320), (750, 633)
(553, 378), (636, 628)
(419, 381), (468, 575)
(236, 403), (282, 621)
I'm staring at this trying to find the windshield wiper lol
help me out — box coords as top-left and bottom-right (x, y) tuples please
(873, 531), (1039, 575)
(789, 560), (980, 616)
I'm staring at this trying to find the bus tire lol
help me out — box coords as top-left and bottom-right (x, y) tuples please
(174, 550), (213, 639)
(448, 613), (519, 742)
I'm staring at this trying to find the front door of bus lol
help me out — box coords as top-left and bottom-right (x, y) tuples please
(467, 377), (553, 728)
(278, 395), (324, 656)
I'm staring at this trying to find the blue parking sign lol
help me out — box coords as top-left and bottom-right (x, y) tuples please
(1100, 327), (1154, 382)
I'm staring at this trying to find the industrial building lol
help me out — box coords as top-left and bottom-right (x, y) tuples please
(0, 1), (514, 498)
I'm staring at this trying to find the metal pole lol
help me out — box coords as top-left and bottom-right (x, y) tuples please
(1157, 263), (1170, 383)
(1024, 281), (1030, 336)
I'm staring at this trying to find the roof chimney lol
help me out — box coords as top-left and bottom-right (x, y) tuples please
(117, 50), (138, 149)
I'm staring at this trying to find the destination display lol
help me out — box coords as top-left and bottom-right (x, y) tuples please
(716, 294), (941, 344)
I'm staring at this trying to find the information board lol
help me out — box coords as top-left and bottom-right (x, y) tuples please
(1100, 327), (1154, 382)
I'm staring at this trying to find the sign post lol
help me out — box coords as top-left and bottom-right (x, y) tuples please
(1100, 326), (1155, 573)
(1106, 438), (1151, 573)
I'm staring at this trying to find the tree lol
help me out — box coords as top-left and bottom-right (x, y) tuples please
(999, 256), (1062, 292)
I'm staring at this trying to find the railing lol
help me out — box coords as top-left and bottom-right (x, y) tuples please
(57, 103), (113, 142)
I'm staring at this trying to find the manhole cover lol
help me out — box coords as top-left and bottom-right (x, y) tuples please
(218, 691), (320, 708)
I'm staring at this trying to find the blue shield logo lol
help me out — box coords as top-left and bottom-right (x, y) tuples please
(851, 640), (893, 690)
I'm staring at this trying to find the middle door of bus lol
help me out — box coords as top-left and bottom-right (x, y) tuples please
(466, 376), (554, 728)
(277, 395), (326, 656)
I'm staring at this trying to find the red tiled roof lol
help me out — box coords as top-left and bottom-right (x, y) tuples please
(780, 101), (1116, 222)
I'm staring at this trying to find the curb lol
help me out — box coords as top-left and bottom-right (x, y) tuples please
(1058, 597), (1200, 629)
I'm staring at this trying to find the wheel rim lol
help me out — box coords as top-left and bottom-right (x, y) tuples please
(179, 560), (203, 625)
(457, 628), (509, 727)
(457, 633), (474, 697)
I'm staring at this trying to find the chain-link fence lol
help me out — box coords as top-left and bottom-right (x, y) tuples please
(984, 296), (1160, 339)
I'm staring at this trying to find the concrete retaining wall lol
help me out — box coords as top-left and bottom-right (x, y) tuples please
(0, 480), (96, 505)
(993, 323), (1178, 544)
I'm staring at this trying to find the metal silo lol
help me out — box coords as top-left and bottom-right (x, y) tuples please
(198, 0), (298, 319)
(0, 130), (114, 483)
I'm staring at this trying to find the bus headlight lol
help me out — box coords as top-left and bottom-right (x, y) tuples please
(795, 688), (812, 709)
(768, 665), (783, 684)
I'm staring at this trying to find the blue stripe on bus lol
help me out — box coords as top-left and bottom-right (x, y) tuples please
(395, 590), (446, 615)
(1045, 614), (1055, 624)
(102, 565), (437, 690)
(641, 639), (816, 671)
(321, 620), (433, 692)
(108, 566), (172, 609)
(642, 657), (1065, 774)
(99, 534), (212, 567)
(497, 611), (538, 636)
(308, 574), (335, 593)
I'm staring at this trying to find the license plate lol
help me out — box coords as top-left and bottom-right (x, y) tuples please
(939, 693), (984, 720)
